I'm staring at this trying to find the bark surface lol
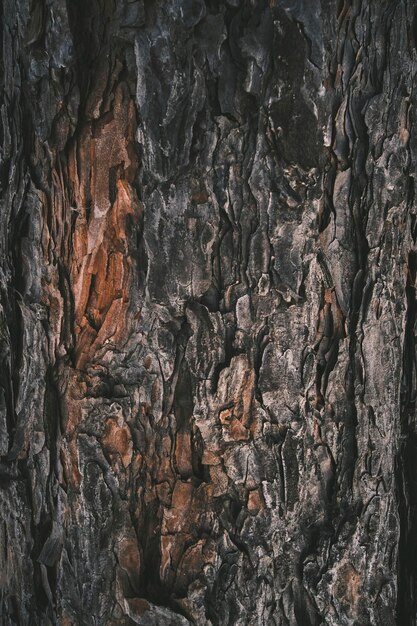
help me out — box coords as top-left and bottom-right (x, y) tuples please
(1, 0), (416, 624)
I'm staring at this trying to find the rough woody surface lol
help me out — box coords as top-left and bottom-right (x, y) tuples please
(1, 0), (416, 624)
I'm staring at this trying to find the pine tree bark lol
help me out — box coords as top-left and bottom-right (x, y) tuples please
(1, 0), (416, 624)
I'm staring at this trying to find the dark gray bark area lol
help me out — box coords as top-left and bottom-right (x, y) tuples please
(1, 0), (417, 624)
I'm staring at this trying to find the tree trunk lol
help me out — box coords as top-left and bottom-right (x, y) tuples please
(1, 0), (416, 624)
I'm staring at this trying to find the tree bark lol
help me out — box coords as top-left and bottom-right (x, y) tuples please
(1, 0), (416, 624)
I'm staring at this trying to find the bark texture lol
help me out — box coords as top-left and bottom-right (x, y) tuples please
(1, 0), (416, 624)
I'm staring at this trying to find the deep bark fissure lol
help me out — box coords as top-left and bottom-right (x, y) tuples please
(397, 251), (417, 625)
